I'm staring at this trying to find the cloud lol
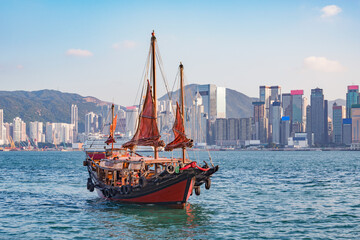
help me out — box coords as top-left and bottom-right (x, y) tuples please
(16, 65), (24, 69)
(321, 5), (342, 18)
(304, 56), (345, 73)
(112, 40), (136, 50)
(66, 49), (93, 57)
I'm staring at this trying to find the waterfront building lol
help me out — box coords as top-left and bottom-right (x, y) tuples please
(227, 118), (239, 141)
(351, 104), (360, 143)
(45, 122), (53, 143)
(85, 112), (98, 135)
(52, 123), (74, 144)
(288, 133), (308, 148)
(29, 121), (44, 143)
(125, 106), (139, 137)
(71, 104), (78, 142)
(346, 85), (359, 118)
(280, 116), (290, 146)
(271, 101), (282, 144)
(0, 109), (3, 144)
(342, 118), (352, 145)
(260, 86), (271, 119)
(282, 93), (292, 119)
(216, 87), (226, 119)
(189, 92), (207, 145)
(332, 103), (345, 144)
(215, 118), (227, 145)
(310, 88), (326, 145)
(12, 117), (23, 143)
(291, 90), (304, 133)
(198, 84), (217, 121)
(3, 123), (11, 145)
(239, 118), (252, 141)
(252, 101), (268, 143)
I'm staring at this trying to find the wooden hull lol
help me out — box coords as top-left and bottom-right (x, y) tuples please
(88, 167), (196, 207)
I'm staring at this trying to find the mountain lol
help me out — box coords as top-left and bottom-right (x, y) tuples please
(0, 89), (112, 132)
(159, 84), (256, 118)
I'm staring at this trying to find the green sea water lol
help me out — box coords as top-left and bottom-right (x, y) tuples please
(1, 151), (360, 239)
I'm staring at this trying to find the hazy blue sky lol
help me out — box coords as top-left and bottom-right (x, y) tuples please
(1, 0), (359, 106)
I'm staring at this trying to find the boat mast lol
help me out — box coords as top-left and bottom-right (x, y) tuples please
(180, 62), (185, 163)
(111, 103), (114, 155)
(151, 31), (159, 159)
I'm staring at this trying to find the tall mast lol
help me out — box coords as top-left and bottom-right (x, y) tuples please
(151, 31), (159, 159)
(180, 62), (185, 163)
(111, 103), (114, 155)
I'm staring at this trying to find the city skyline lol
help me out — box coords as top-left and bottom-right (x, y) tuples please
(1, 1), (360, 106)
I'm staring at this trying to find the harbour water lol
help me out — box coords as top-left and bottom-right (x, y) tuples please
(1, 151), (360, 239)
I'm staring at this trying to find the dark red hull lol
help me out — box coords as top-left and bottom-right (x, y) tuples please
(96, 177), (194, 205)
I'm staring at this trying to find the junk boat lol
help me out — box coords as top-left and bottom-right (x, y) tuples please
(84, 32), (218, 207)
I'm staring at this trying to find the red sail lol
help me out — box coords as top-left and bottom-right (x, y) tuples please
(165, 102), (193, 151)
(105, 114), (117, 145)
(123, 80), (165, 149)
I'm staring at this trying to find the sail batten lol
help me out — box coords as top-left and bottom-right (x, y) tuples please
(165, 102), (193, 151)
(122, 80), (165, 149)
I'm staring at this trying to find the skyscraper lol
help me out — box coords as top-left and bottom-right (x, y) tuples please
(216, 87), (226, 119)
(332, 103), (345, 144)
(71, 104), (78, 142)
(346, 85), (359, 118)
(351, 104), (360, 143)
(271, 101), (282, 144)
(198, 84), (217, 121)
(125, 106), (139, 137)
(12, 117), (23, 143)
(0, 109), (3, 143)
(252, 101), (267, 143)
(85, 112), (98, 135)
(259, 86), (271, 119)
(310, 88), (327, 145)
(291, 90), (304, 133)
(282, 93), (292, 122)
(280, 116), (290, 146)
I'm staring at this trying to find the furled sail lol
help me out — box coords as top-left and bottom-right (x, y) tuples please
(105, 114), (117, 145)
(122, 80), (165, 149)
(165, 102), (193, 151)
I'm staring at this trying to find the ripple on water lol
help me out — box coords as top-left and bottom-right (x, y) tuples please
(1, 151), (360, 239)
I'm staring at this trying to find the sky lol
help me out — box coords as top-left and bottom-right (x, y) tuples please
(1, 0), (360, 106)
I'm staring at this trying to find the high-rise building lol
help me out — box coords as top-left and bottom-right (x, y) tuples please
(271, 101), (282, 144)
(280, 116), (290, 146)
(252, 101), (267, 143)
(45, 122), (52, 143)
(227, 118), (239, 141)
(332, 103), (345, 144)
(198, 84), (217, 121)
(85, 112), (98, 135)
(12, 117), (23, 143)
(346, 85), (359, 118)
(282, 93), (292, 124)
(216, 87), (226, 119)
(306, 105), (312, 146)
(215, 118), (227, 145)
(351, 104), (360, 143)
(29, 121), (43, 143)
(71, 104), (78, 142)
(291, 90), (304, 133)
(310, 88), (326, 145)
(125, 107), (139, 137)
(0, 109), (3, 144)
(239, 118), (252, 141)
(189, 92), (207, 144)
(260, 86), (271, 119)
(343, 118), (352, 145)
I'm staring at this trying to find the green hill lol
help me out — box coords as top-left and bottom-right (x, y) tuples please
(0, 89), (111, 132)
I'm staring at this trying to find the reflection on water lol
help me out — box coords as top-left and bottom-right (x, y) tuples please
(85, 199), (211, 239)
